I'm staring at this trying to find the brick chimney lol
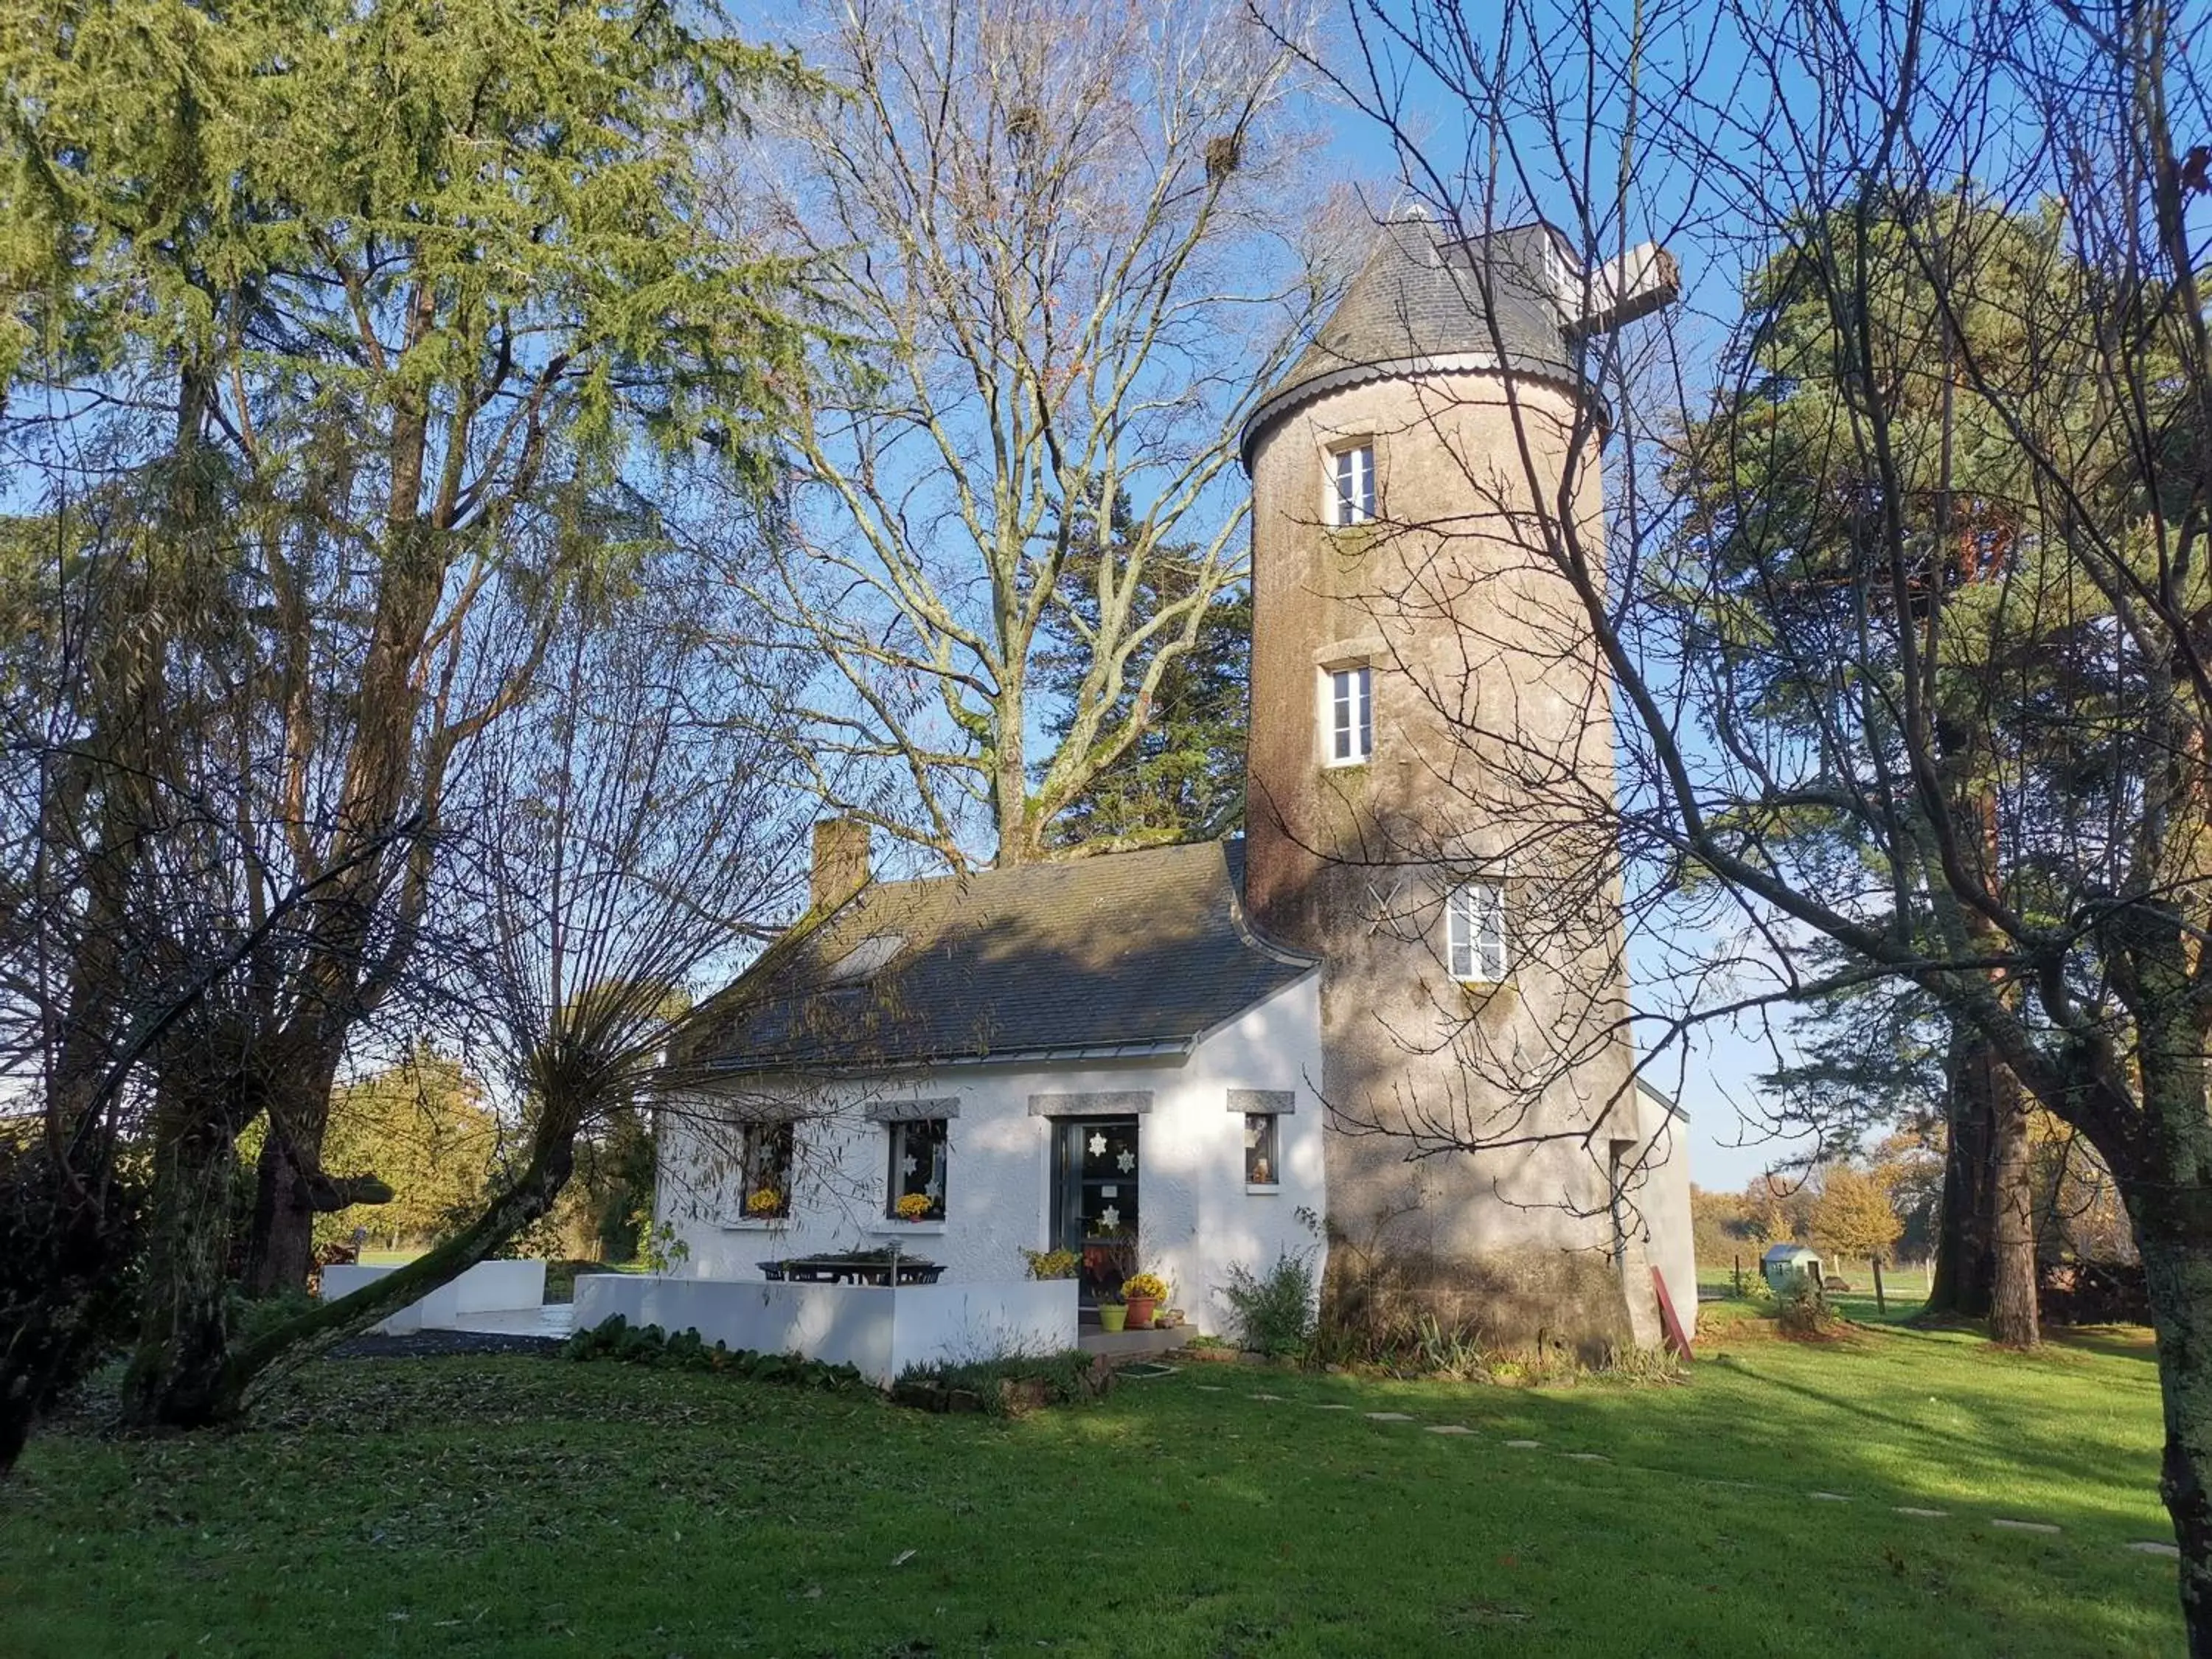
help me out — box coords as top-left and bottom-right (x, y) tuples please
(810, 817), (872, 912)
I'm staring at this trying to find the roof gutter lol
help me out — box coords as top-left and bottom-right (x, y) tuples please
(703, 1035), (1200, 1079)
(1238, 352), (1607, 472)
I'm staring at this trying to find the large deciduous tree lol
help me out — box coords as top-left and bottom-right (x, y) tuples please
(215, 548), (814, 1416)
(1809, 1163), (1905, 1275)
(750, 0), (1331, 867)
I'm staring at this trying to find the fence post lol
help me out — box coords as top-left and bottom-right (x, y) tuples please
(1872, 1256), (1887, 1315)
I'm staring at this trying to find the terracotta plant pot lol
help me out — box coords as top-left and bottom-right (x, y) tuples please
(1125, 1296), (1158, 1330)
(1098, 1303), (1128, 1333)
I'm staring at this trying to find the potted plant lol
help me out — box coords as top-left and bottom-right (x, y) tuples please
(1122, 1272), (1168, 1330)
(894, 1192), (934, 1222)
(1096, 1286), (1128, 1333)
(745, 1186), (785, 1219)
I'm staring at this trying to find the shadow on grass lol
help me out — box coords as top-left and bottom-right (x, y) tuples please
(0, 1341), (2183, 1659)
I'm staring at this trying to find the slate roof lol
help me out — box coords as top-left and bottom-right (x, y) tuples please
(1242, 214), (1582, 464)
(681, 841), (1315, 1074)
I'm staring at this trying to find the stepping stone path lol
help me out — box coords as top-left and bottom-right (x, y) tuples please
(2129, 1542), (2180, 1558)
(1564, 1453), (1608, 1463)
(1504, 1439), (1542, 1449)
(1991, 1519), (2062, 1534)
(1427, 1424), (1475, 1436)
(1249, 1393), (1287, 1402)
(1194, 1384), (1225, 1392)
(1310, 1403), (1353, 1411)
(1809, 1492), (1851, 1503)
(1895, 1508), (1948, 1518)
(1365, 1411), (1415, 1422)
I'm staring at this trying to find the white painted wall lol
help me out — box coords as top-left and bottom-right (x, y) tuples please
(318, 1259), (546, 1334)
(573, 1273), (1079, 1386)
(1624, 1087), (1697, 1332)
(657, 973), (1327, 1338)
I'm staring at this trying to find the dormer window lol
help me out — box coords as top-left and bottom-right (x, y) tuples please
(1323, 664), (1372, 765)
(1331, 442), (1374, 526)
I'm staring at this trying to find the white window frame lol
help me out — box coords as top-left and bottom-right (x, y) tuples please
(1321, 664), (1373, 765)
(1330, 442), (1375, 526)
(885, 1116), (949, 1221)
(1446, 880), (1509, 984)
(1243, 1112), (1281, 1189)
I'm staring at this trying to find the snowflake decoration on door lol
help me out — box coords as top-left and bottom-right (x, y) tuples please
(1088, 1130), (1107, 1158)
(1099, 1204), (1121, 1231)
(900, 1152), (918, 1178)
(1115, 1148), (1135, 1174)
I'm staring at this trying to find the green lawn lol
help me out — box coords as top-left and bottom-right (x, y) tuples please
(0, 1317), (2181, 1656)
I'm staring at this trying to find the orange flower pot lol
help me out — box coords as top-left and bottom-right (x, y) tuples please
(1126, 1296), (1158, 1330)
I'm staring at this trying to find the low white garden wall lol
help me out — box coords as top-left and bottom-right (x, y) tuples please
(571, 1275), (1079, 1387)
(319, 1259), (547, 1334)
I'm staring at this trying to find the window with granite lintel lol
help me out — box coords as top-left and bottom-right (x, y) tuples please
(1231, 1089), (1293, 1188)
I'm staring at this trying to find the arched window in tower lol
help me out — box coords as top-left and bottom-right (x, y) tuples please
(1321, 664), (1372, 765)
(1330, 441), (1374, 526)
(1446, 880), (1508, 983)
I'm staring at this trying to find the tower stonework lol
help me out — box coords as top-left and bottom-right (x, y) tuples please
(1242, 215), (1679, 1354)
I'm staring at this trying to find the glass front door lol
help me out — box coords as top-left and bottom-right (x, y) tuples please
(1050, 1116), (1139, 1307)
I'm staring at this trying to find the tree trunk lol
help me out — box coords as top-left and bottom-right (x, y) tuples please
(1928, 1029), (1997, 1315)
(1989, 1077), (2042, 1347)
(121, 1089), (246, 1429)
(0, 1161), (135, 1476)
(243, 1055), (341, 1295)
(209, 1112), (584, 1422)
(2138, 1220), (2212, 1657)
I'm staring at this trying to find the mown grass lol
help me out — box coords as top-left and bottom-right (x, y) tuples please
(0, 1312), (2180, 1656)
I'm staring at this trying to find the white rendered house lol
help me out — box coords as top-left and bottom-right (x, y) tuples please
(657, 838), (1328, 1332)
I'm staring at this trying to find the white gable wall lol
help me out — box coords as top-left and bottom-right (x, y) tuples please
(656, 973), (1326, 1340)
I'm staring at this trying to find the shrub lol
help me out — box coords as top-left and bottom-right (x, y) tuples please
(1404, 1313), (1497, 1382)
(1775, 1281), (1837, 1338)
(563, 1314), (869, 1391)
(230, 1287), (319, 1347)
(639, 1221), (690, 1274)
(892, 1350), (1112, 1416)
(1220, 1250), (1317, 1360)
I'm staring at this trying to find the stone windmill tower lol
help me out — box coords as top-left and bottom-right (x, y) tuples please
(1239, 211), (1687, 1352)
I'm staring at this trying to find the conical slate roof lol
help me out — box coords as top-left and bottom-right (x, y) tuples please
(1242, 214), (1585, 465)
